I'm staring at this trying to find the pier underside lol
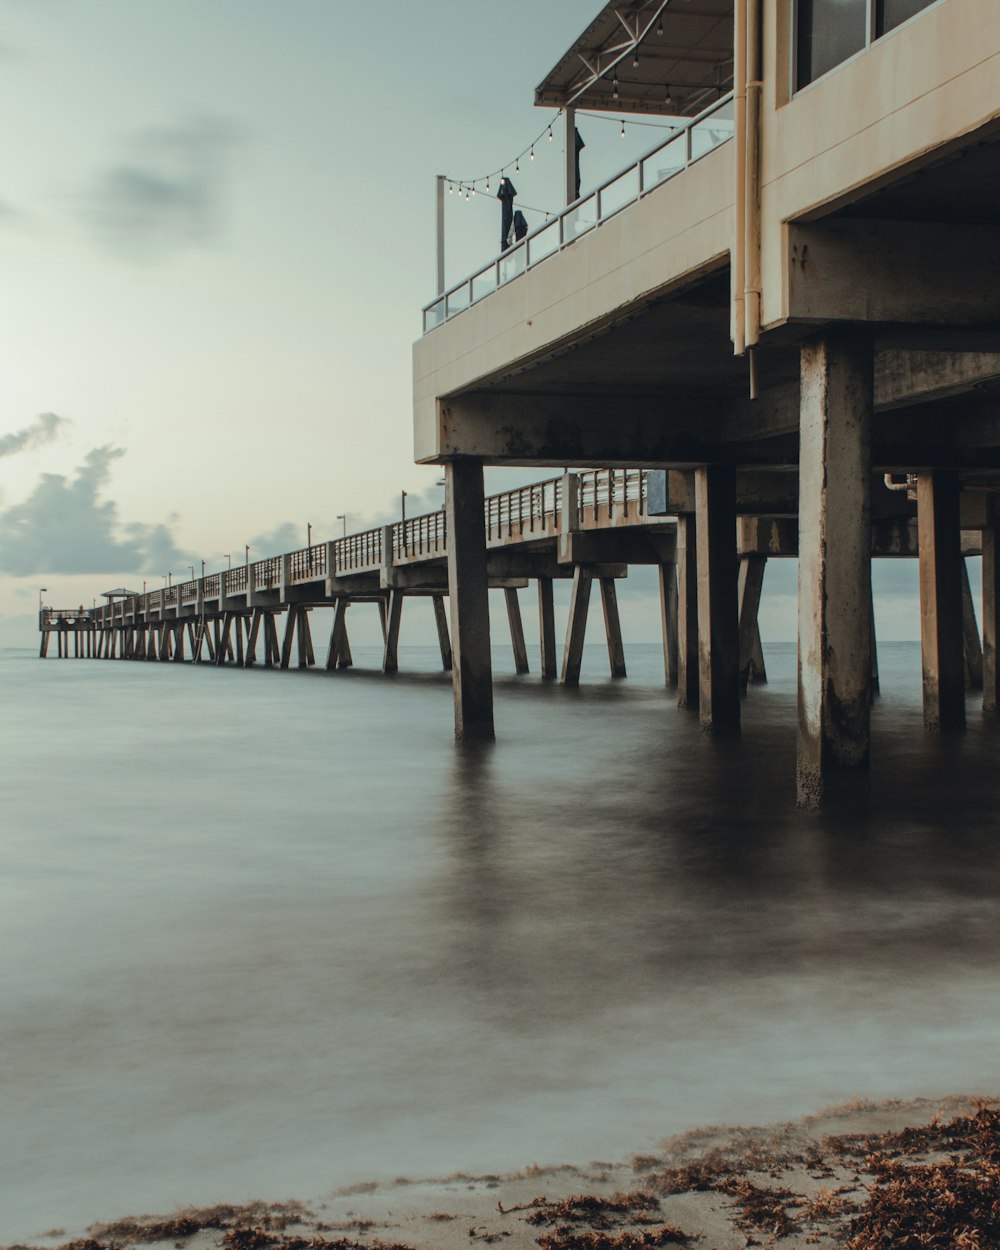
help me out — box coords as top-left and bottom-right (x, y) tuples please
(420, 129), (1000, 804)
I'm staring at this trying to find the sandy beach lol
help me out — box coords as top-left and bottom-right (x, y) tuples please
(8, 1093), (997, 1250)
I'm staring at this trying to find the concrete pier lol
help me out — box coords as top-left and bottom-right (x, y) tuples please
(917, 471), (965, 732)
(695, 466), (739, 735)
(445, 459), (494, 741)
(796, 333), (873, 808)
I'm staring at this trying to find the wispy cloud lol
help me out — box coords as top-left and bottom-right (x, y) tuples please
(0, 445), (192, 575)
(84, 115), (242, 260)
(0, 411), (66, 458)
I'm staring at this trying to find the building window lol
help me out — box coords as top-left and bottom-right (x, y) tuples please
(876, 0), (936, 33)
(796, 0), (938, 89)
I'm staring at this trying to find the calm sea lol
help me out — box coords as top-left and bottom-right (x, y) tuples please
(2, 640), (999, 1240)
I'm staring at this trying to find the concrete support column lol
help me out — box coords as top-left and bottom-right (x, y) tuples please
(797, 332), (873, 806)
(983, 528), (1000, 715)
(561, 566), (593, 686)
(737, 554), (767, 694)
(599, 577), (626, 678)
(537, 578), (557, 678)
(695, 466), (739, 734)
(432, 594), (452, 672)
(383, 591), (403, 674)
(917, 471), (965, 732)
(961, 558), (983, 692)
(676, 516), (699, 710)
(658, 562), (678, 688)
(504, 587), (529, 674)
(445, 459), (494, 741)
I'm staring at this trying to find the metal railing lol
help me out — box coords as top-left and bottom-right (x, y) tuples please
(486, 477), (562, 541)
(336, 527), (382, 573)
(422, 93), (735, 333)
(394, 510), (447, 559)
(288, 544), (328, 582)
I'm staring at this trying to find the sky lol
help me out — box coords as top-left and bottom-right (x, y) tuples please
(0, 0), (936, 648)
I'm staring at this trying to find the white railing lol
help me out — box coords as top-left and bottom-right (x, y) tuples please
(422, 93), (735, 333)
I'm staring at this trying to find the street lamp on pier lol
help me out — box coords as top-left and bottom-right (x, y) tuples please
(38, 587), (47, 611)
(225, 553), (231, 569)
(337, 513), (347, 538)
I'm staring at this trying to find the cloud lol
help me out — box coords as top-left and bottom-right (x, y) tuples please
(85, 116), (242, 259)
(0, 445), (192, 575)
(248, 522), (303, 559)
(0, 411), (66, 458)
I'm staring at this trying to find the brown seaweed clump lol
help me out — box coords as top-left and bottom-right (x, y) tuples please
(524, 1192), (661, 1229)
(837, 1103), (1000, 1249)
(534, 1229), (692, 1250)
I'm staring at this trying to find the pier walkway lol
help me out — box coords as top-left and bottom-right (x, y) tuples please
(40, 468), (690, 685)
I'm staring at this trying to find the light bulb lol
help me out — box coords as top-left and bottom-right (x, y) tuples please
(657, 19), (663, 34)
(515, 160), (520, 172)
(530, 147), (534, 160)
(547, 127), (553, 140)
(633, 50), (639, 67)
(612, 75), (619, 99)
(620, 120), (626, 137)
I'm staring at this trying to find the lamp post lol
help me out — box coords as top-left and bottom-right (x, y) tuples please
(201, 559), (205, 578)
(188, 565), (195, 582)
(38, 587), (47, 612)
(337, 513), (347, 538)
(245, 544), (250, 566)
(225, 553), (231, 569)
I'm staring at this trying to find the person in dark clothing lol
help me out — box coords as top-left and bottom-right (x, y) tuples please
(497, 176), (517, 251)
(512, 210), (528, 243)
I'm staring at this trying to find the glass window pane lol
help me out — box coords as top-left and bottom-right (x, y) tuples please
(797, 0), (867, 88)
(877, 0), (935, 34)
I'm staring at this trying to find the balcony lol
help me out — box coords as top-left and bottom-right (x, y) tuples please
(422, 93), (734, 336)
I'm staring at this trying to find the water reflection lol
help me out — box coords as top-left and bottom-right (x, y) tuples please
(2, 644), (999, 1241)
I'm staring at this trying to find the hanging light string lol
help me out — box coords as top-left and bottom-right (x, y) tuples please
(443, 102), (687, 201)
(444, 111), (565, 200)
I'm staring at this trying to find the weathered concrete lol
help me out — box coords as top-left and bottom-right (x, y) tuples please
(561, 566), (593, 687)
(599, 577), (626, 679)
(983, 528), (1000, 715)
(695, 466), (739, 734)
(537, 577), (557, 679)
(737, 554), (767, 694)
(917, 471), (965, 732)
(445, 459), (495, 741)
(676, 515), (699, 711)
(432, 594), (452, 672)
(658, 562), (678, 688)
(504, 587), (529, 674)
(797, 332), (873, 808)
(961, 557), (984, 692)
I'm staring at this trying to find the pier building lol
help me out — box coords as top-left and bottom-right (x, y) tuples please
(414, 0), (1000, 803)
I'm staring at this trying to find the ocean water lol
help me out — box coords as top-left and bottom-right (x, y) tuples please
(2, 639), (999, 1240)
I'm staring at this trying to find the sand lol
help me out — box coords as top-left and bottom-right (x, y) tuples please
(7, 1094), (998, 1250)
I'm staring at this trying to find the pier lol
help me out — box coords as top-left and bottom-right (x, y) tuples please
(38, 0), (1000, 805)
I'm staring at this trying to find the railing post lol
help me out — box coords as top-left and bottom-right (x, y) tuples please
(559, 471), (579, 563)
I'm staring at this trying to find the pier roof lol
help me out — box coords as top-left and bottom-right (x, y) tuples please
(534, 0), (733, 117)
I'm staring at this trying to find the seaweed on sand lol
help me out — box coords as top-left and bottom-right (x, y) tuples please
(534, 1228), (693, 1249)
(522, 1192), (662, 1229)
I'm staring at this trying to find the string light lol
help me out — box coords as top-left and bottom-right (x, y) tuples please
(620, 119), (626, 138)
(548, 126), (553, 140)
(529, 147), (534, 160)
(657, 17), (663, 34)
(612, 75), (619, 99)
(632, 49), (639, 67)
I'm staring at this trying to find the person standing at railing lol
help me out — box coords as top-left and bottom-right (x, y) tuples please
(497, 176), (516, 252)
